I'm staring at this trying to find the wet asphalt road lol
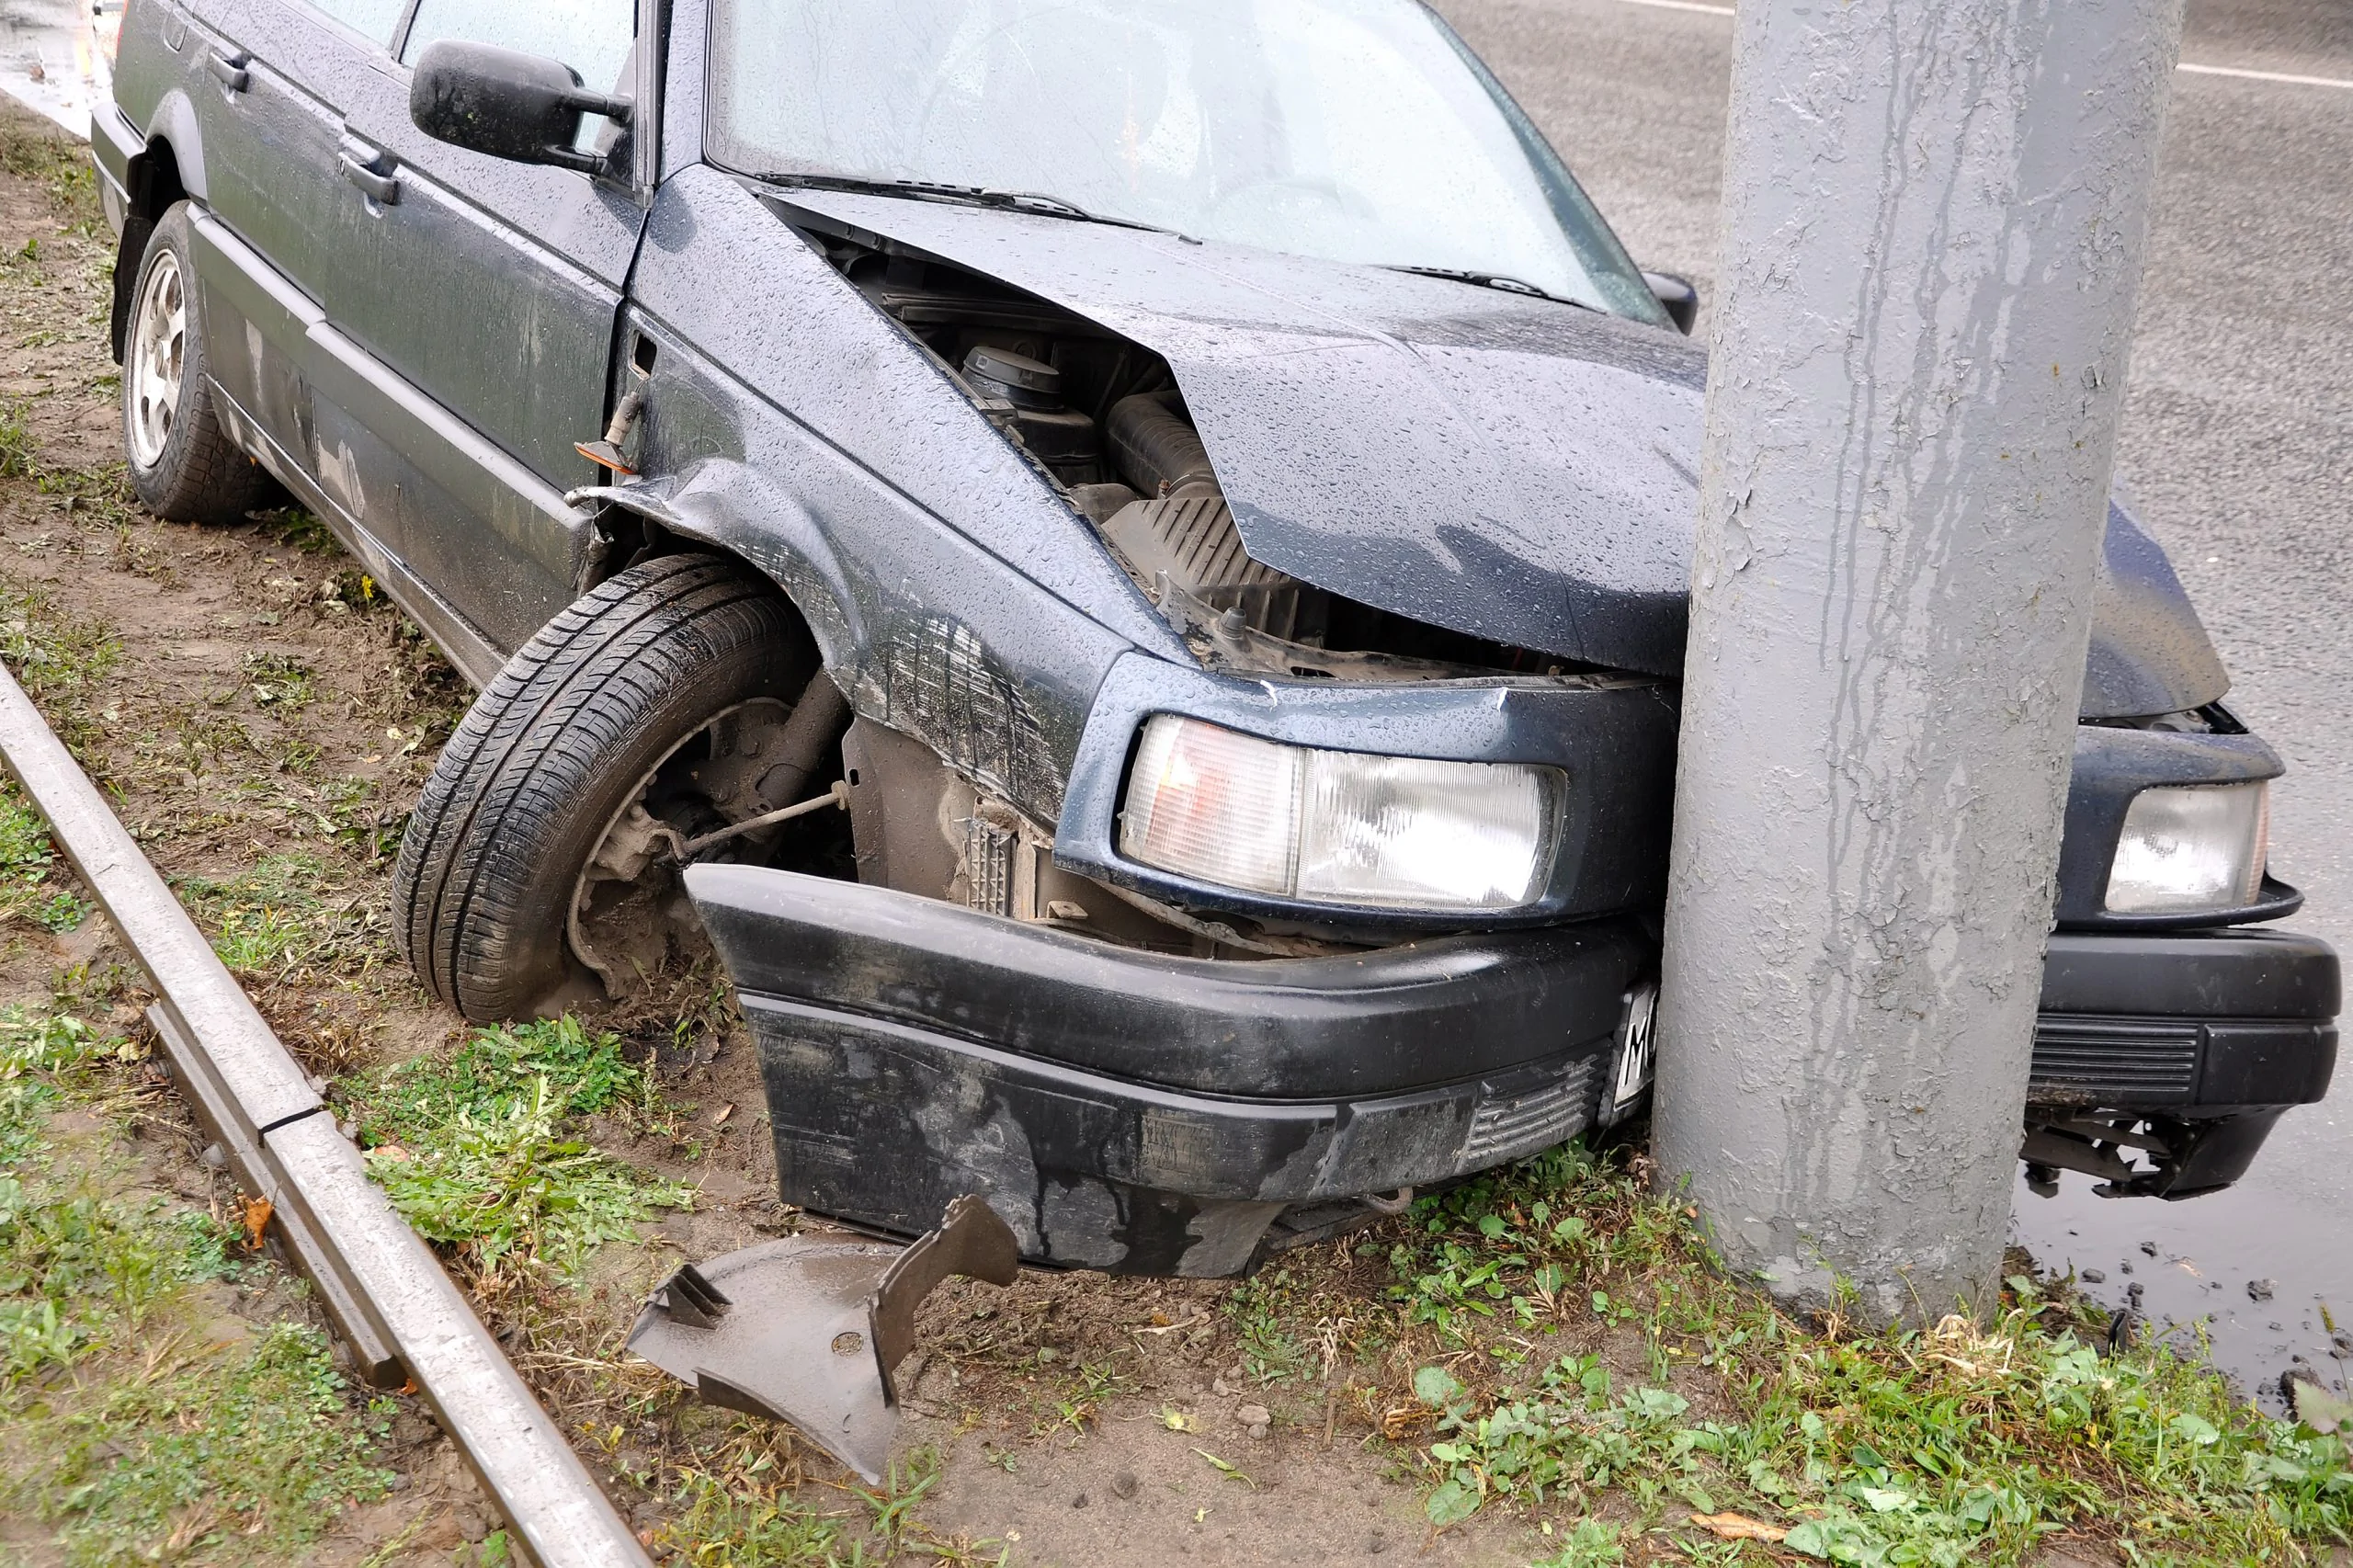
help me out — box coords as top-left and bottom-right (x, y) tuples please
(1435, 0), (2353, 1404)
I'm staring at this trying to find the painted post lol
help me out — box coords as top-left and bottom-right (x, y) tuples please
(1654, 0), (2188, 1323)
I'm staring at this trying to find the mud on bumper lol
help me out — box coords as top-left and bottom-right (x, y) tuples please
(688, 866), (2339, 1272)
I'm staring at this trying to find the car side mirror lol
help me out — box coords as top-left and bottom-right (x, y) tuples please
(409, 40), (632, 176)
(1643, 270), (1699, 335)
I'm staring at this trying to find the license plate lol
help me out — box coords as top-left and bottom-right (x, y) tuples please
(1602, 981), (1659, 1125)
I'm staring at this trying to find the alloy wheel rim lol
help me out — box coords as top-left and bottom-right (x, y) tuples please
(126, 248), (186, 471)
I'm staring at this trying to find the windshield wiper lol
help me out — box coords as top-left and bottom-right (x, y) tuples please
(759, 174), (1174, 235)
(1381, 266), (1594, 310)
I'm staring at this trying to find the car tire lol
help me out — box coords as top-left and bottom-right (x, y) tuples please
(393, 552), (818, 1022)
(121, 201), (269, 525)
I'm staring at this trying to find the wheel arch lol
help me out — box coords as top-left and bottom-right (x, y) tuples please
(108, 102), (203, 362)
(569, 460), (867, 684)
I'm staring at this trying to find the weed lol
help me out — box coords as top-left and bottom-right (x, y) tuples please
(350, 1018), (690, 1284)
(1529, 1517), (1624, 1567)
(0, 398), (33, 479)
(369, 1077), (688, 1281)
(317, 773), (408, 862)
(242, 649), (315, 708)
(0, 119), (100, 218)
(0, 999), (389, 1562)
(254, 507), (338, 554)
(0, 575), (121, 756)
(1383, 1148), (2353, 1562)
(176, 853), (380, 979)
(0, 1006), (106, 1159)
(856, 1448), (940, 1547)
(658, 1468), (847, 1563)
(1228, 1266), (1313, 1384)
(0, 781), (80, 931)
(10, 1321), (392, 1563)
(351, 1015), (650, 1138)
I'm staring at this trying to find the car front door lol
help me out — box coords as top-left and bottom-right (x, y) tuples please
(310, 0), (651, 654)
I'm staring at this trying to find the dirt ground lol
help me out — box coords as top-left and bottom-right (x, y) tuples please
(0, 99), (1568, 1567)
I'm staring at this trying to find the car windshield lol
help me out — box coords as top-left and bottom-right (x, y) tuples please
(703, 0), (1666, 324)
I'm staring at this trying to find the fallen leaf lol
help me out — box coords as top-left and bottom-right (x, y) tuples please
(1691, 1512), (1788, 1543)
(238, 1195), (273, 1250)
(712, 1103), (734, 1126)
(1160, 1406), (1196, 1431)
(1193, 1449), (1256, 1489)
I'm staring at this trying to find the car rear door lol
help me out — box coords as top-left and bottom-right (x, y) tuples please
(169, 0), (404, 477)
(310, 0), (651, 654)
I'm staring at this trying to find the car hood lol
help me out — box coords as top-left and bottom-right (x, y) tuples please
(778, 191), (2227, 717)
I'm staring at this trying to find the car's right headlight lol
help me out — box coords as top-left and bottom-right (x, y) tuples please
(2105, 781), (2269, 915)
(1119, 716), (1562, 913)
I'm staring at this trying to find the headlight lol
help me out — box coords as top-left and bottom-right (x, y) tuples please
(2105, 781), (2269, 915)
(1120, 716), (1562, 912)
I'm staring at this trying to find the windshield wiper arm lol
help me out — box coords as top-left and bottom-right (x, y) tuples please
(1381, 266), (1593, 310)
(760, 174), (1174, 234)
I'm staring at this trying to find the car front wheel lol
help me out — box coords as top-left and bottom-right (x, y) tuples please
(393, 553), (827, 1022)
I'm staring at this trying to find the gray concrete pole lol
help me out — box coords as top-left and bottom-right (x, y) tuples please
(1654, 0), (2187, 1324)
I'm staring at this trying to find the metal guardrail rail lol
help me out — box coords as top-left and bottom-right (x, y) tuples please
(0, 664), (654, 1568)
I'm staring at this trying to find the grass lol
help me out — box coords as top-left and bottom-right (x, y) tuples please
(175, 852), (385, 982)
(0, 1003), (393, 1564)
(241, 650), (314, 709)
(0, 396), (34, 479)
(342, 1017), (691, 1286)
(1, 574), (122, 755)
(17, 1320), (393, 1564)
(1367, 1145), (2353, 1563)
(0, 781), (90, 932)
(0, 115), (100, 219)
(646, 1445), (1003, 1566)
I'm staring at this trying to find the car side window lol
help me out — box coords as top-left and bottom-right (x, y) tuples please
(400, 0), (637, 97)
(303, 0), (405, 45)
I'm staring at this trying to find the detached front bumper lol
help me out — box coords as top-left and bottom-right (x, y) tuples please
(688, 863), (1653, 1276)
(689, 865), (2339, 1273)
(2025, 927), (2337, 1197)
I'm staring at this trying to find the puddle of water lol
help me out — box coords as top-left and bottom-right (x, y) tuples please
(0, 0), (118, 138)
(2013, 1165), (2353, 1415)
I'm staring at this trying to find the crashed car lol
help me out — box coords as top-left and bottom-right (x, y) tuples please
(97, 0), (2338, 1278)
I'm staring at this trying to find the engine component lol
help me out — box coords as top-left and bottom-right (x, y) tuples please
(1103, 494), (1309, 640)
(961, 345), (1101, 481)
(963, 344), (1061, 407)
(1107, 389), (1221, 498)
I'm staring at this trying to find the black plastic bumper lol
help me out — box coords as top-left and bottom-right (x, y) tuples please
(688, 864), (1650, 1274)
(689, 865), (2340, 1266)
(2025, 928), (2337, 1197)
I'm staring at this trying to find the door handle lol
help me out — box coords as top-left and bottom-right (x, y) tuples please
(207, 50), (249, 92)
(337, 152), (401, 206)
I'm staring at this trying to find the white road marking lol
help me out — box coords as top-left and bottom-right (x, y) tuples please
(2176, 61), (2353, 91)
(1609, 0), (2353, 92)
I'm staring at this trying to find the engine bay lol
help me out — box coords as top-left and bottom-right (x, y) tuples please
(821, 230), (1597, 683)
